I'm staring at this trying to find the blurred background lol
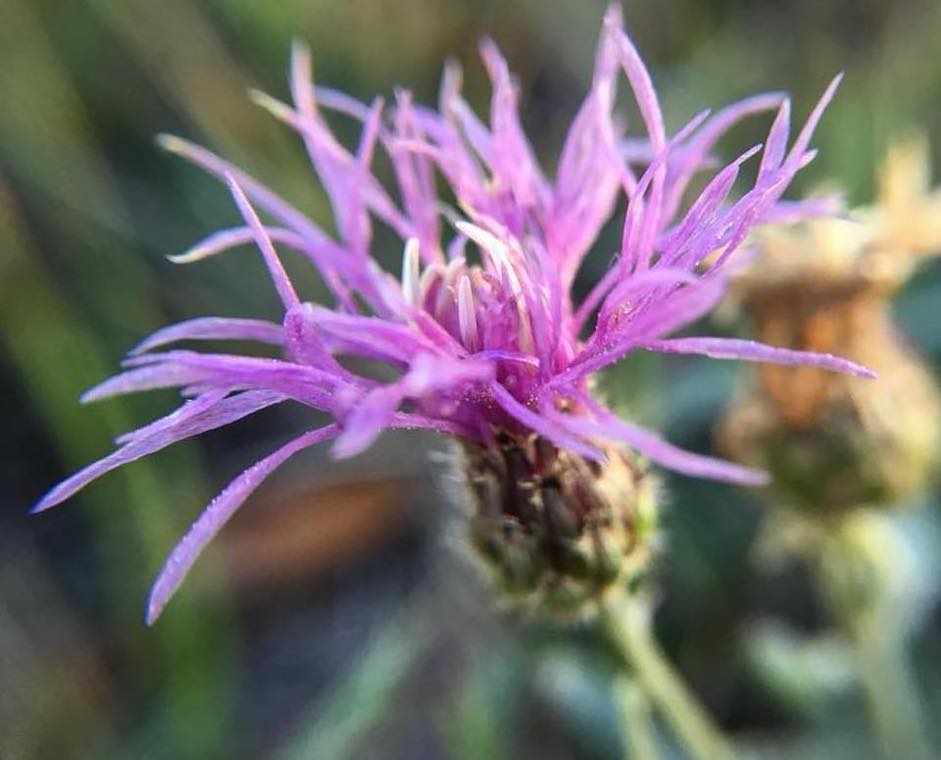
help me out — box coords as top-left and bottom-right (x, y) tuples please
(2, 1), (941, 758)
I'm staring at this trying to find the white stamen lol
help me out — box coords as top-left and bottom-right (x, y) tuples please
(457, 275), (479, 351)
(401, 237), (421, 305)
(455, 220), (523, 292)
(455, 220), (507, 259)
(454, 221), (533, 354)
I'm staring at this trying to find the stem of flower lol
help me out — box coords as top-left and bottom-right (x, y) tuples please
(614, 673), (658, 760)
(605, 597), (736, 760)
(817, 516), (933, 760)
(848, 612), (933, 760)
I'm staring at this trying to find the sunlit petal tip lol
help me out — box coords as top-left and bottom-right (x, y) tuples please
(401, 238), (421, 305)
(737, 467), (771, 488)
(166, 247), (208, 264)
(155, 133), (188, 155)
(30, 491), (61, 515)
(330, 431), (375, 460)
(79, 382), (113, 404)
(248, 89), (292, 120)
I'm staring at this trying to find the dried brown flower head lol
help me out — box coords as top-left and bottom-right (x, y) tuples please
(719, 134), (941, 512)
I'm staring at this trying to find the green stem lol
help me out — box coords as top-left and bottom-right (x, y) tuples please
(614, 672), (658, 760)
(848, 614), (933, 760)
(605, 598), (735, 760)
(817, 517), (933, 760)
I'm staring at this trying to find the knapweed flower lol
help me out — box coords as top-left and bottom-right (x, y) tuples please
(719, 134), (941, 513)
(35, 8), (869, 623)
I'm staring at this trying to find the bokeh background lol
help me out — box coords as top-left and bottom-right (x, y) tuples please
(2, 1), (941, 758)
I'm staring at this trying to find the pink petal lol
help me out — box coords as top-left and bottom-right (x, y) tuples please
(34, 391), (285, 513)
(157, 135), (327, 243)
(490, 383), (605, 462)
(785, 73), (843, 168)
(225, 174), (300, 309)
(146, 424), (339, 624)
(643, 337), (875, 377)
(553, 396), (768, 486)
(170, 226), (356, 311)
(131, 317), (284, 356)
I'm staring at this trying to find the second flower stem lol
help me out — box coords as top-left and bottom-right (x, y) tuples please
(849, 612), (933, 760)
(817, 515), (934, 760)
(614, 672), (658, 760)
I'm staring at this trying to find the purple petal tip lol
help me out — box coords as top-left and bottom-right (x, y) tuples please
(145, 590), (166, 627)
(829, 356), (876, 378)
(738, 468), (772, 488)
(79, 386), (108, 404)
(156, 133), (186, 154)
(30, 495), (58, 515)
(330, 431), (375, 460)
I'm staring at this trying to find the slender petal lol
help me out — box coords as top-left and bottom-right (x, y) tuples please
(333, 353), (494, 457)
(158, 135), (329, 243)
(169, 226), (357, 311)
(226, 175), (300, 309)
(642, 337), (876, 377)
(33, 391), (286, 514)
(553, 394), (768, 485)
(131, 318), (284, 356)
(81, 363), (205, 403)
(490, 383), (605, 462)
(146, 424), (339, 624)
(114, 351), (359, 411)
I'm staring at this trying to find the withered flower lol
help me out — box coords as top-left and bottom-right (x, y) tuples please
(720, 134), (941, 513)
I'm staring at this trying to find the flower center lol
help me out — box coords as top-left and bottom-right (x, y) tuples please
(400, 233), (538, 358)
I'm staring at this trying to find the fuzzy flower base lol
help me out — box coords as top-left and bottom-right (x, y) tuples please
(461, 435), (658, 618)
(35, 6), (870, 623)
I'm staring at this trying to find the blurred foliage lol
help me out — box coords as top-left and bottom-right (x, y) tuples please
(2, 1), (941, 758)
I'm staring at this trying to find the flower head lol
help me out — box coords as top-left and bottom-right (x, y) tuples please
(35, 7), (869, 623)
(719, 134), (941, 512)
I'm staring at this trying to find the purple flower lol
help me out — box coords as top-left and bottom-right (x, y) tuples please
(34, 7), (870, 623)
